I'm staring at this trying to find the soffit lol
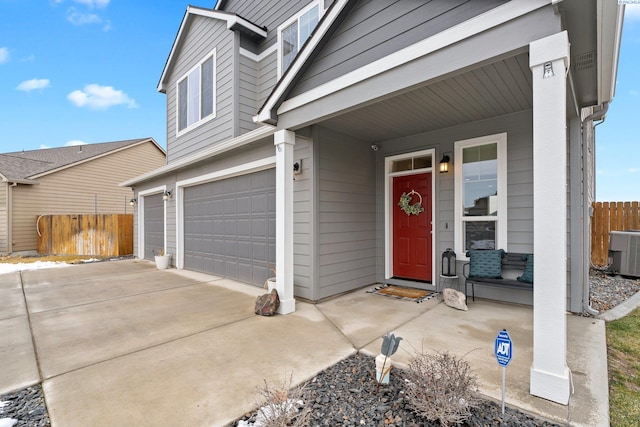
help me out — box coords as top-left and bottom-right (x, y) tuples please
(318, 52), (532, 143)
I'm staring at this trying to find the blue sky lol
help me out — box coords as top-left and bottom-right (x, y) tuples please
(0, 1), (638, 201)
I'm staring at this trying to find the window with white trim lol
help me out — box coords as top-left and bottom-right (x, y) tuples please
(278, 1), (322, 77)
(454, 133), (508, 255)
(177, 49), (216, 135)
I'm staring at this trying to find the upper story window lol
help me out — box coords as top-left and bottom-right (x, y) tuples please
(278, 1), (322, 77)
(454, 133), (508, 255)
(177, 49), (216, 136)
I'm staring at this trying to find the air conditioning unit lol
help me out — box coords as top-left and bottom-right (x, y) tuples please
(608, 230), (640, 277)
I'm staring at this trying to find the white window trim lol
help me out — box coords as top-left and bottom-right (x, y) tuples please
(137, 185), (167, 260)
(384, 148), (437, 282)
(174, 156), (276, 270)
(454, 133), (508, 257)
(277, 0), (324, 78)
(175, 48), (217, 137)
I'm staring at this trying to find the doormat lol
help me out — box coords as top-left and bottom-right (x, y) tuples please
(366, 284), (438, 303)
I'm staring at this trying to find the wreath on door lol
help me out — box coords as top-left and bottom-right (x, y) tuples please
(398, 190), (424, 216)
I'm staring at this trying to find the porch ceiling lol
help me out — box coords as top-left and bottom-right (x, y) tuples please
(318, 53), (532, 143)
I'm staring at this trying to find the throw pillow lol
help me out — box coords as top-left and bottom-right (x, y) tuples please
(518, 254), (534, 283)
(466, 249), (505, 279)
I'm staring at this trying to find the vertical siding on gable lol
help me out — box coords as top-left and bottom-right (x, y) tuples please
(291, 0), (509, 97)
(166, 16), (235, 163)
(12, 143), (166, 253)
(317, 126), (376, 299)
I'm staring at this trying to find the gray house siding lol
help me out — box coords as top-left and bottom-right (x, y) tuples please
(257, 52), (277, 107)
(165, 16), (235, 163)
(290, 0), (509, 97)
(239, 53), (259, 135)
(222, 0), (331, 51)
(316, 126), (377, 299)
(293, 135), (314, 300)
(374, 110), (534, 305)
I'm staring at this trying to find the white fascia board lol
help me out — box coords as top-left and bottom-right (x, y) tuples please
(254, 0), (351, 124)
(275, 0), (550, 118)
(120, 125), (276, 187)
(597, 0), (624, 104)
(240, 44), (277, 63)
(157, 6), (266, 93)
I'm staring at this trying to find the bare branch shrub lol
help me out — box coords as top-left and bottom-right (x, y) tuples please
(254, 374), (311, 427)
(404, 351), (480, 427)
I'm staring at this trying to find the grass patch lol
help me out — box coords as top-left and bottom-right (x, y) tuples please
(607, 307), (640, 426)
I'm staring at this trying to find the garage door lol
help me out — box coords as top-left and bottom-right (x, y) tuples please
(183, 168), (276, 286)
(143, 193), (165, 260)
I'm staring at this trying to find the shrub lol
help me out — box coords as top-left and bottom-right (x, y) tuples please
(253, 374), (311, 427)
(404, 351), (480, 427)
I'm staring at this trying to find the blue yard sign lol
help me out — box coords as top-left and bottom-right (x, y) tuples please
(495, 329), (513, 367)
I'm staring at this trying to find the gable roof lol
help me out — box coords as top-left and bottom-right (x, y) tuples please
(254, 0), (352, 124)
(0, 138), (163, 183)
(157, 5), (266, 93)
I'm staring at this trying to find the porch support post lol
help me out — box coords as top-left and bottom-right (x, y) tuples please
(529, 31), (571, 404)
(274, 129), (296, 314)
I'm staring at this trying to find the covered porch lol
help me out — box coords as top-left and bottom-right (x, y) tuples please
(270, 17), (591, 409)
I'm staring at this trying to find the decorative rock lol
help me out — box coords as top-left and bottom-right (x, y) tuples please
(442, 287), (468, 311)
(254, 289), (280, 316)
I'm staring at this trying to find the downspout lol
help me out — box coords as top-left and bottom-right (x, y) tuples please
(581, 102), (609, 316)
(8, 182), (17, 254)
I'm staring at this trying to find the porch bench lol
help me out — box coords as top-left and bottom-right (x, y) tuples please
(463, 251), (533, 303)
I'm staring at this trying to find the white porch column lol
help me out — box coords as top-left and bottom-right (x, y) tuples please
(274, 129), (296, 314)
(529, 31), (571, 404)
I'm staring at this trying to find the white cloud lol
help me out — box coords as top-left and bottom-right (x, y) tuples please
(630, 89), (639, 96)
(629, 167), (639, 173)
(16, 78), (50, 92)
(39, 144), (52, 149)
(65, 140), (88, 146)
(0, 47), (9, 64)
(625, 4), (640, 21)
(67, 10), (101, 26)
(20, 54), (35, 62)
(67, 84), (138, 110)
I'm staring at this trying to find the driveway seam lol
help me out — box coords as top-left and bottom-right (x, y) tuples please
(26, 280), (213, 315)
(19, 270), (44, 384)
(40, 312), (258, 383)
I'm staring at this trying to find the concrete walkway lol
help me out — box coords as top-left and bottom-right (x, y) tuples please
(0, 260), (610, 426)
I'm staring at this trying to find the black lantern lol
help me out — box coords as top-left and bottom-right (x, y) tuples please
(442, 248), (457, 277)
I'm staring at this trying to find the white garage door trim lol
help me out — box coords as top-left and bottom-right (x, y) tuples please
(175, 156), (276, 270)
(137, 185), (167, 260)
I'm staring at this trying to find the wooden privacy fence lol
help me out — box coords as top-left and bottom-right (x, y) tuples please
(591, 201), (640, 266)
(37, 214), (133, 256)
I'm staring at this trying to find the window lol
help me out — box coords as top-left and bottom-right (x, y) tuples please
(177, 50), (216, 135)
(278, 1), (321, 77)
(454, 133), (507, 254)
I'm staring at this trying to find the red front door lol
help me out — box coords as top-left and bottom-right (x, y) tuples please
(393, 173), (432, 281)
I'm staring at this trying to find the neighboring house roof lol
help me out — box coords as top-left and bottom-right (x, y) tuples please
(157, 5), (267, 93)
(0, 138), (164, 183)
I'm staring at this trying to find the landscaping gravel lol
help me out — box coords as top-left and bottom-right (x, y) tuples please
(589, 267), (640, 312)
(2, 270), (639, 426)
(0, 385), (49, 427)
(236, 352), (561, 427)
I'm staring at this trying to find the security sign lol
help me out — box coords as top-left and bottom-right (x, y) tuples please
(495, 329), (513, 367)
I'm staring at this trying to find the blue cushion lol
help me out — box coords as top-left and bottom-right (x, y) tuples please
(466, 249), (505, 279)
(518, 254), (534, 284)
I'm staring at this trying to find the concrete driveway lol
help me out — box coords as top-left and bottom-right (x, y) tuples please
(0, 259), (609, 426)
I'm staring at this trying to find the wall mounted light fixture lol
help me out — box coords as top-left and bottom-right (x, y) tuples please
(439, 154), (450, 173)
(129, 198), (137, 206)
(163, 190), (172, 201)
